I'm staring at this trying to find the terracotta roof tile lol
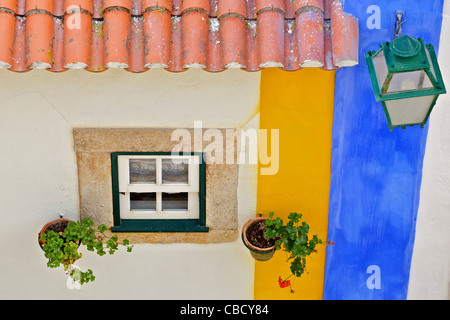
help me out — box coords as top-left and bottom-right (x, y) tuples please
(0, 11), (15, 68)
(218, 0), (246, 18)
(330, 0), (358, 67)
(65, 0), (92, 14)
(0, 0), (17, 12)
(64, 11), (91, 69)
(0, 0), (358, 73)
(258, 10), (284, 68)
(296, 9), (324, 67)
(26, 13), (54, 69)
(294, 0), (324, 12)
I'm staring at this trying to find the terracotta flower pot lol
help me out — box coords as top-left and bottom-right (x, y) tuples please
(38, 218), (74, 250)
(241, 217), (276, 262)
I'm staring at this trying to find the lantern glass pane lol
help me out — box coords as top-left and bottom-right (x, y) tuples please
(385, 95), (437, 126)
(372, 50), (389, 91)
(387, 70), (434, 93)
(425, 47), (437, 81)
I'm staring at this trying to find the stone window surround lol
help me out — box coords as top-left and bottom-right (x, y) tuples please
(73, 128), (240, 244)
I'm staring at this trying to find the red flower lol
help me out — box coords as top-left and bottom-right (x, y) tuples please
(278, 276), (291, 288)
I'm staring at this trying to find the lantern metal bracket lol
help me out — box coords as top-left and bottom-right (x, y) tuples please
(393, 10), (405, 39)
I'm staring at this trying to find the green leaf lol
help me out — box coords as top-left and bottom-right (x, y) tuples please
(81, 218), (94, 227)
(98, 224), (108, 233)
(264, 228), (276, 239)
(301, 222), (309, 233)
(288, 212), (299, 223)
(286, 225), (297, 237)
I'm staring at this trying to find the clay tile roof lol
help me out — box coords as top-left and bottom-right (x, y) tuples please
(0, 0), (358, 73)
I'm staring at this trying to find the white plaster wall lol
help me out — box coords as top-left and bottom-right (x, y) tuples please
(0, 68), (260, 299)
(408, 0), (450, 300)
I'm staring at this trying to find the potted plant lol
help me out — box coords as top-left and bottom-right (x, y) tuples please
(39, 217), (133, 285)
(241, 216), (276, 261)
(265, 211), (334, 292)
(242, 212), (334, 292)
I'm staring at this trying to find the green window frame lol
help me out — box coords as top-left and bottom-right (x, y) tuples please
(110, 152), (208, 233)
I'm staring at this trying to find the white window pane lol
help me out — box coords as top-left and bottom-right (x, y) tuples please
(161, 159), (189, 184)
(129, 159), (156, 184)
(162, 193), (188, 211)
(130, 192), (156, 211)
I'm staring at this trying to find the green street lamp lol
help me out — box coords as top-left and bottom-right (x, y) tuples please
(365, 12), (446, 131)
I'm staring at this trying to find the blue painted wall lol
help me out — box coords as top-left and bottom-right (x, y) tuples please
(324, 0), (445, 299)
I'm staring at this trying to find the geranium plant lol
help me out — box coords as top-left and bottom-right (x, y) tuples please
(264, 212), (334, 293)
(40, 218), (133, 285)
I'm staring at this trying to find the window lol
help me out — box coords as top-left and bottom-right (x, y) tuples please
(110, 152), (208, 232)
(74, 128), (238, 243)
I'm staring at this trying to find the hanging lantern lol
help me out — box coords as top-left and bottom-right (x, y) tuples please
(365, 12), (446, 131)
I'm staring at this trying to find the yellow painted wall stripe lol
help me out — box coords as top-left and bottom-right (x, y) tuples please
(255, 68), (335, 300)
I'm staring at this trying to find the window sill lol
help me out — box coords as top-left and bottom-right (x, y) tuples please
(111, 219), (209, 233)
